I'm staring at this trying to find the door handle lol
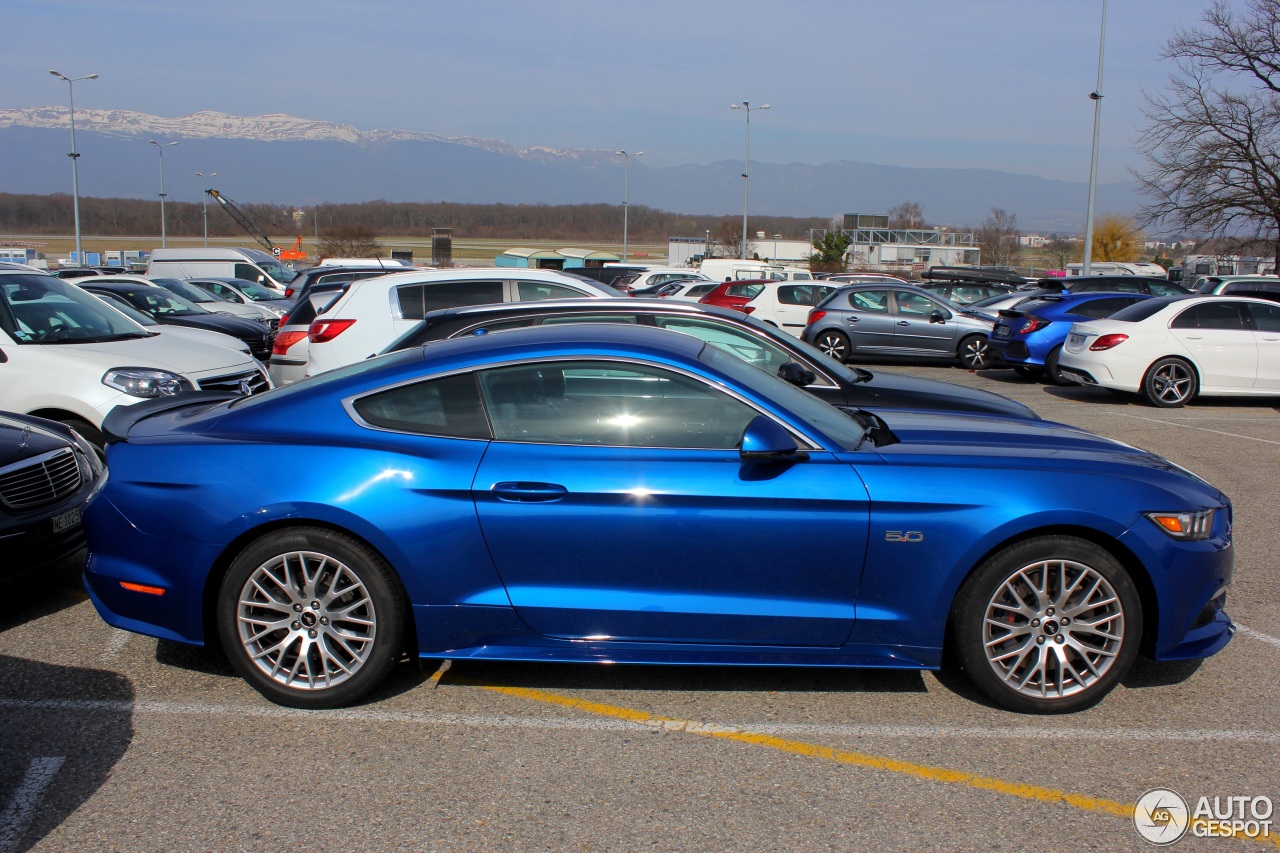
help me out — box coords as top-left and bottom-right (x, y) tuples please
(844, 316), (859, 323)
(491, 481), (568, 503)
(897, 321), (910, 327)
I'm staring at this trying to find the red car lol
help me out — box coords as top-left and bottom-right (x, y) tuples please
(697, 279), (771, 312)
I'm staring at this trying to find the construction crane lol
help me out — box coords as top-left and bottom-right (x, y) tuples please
(205, 189), (307, 262)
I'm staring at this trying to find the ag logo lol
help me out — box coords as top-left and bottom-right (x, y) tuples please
(884, 531), (923, 543)
(1134, 788), (1190, 845)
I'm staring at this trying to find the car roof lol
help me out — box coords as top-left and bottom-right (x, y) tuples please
(417, 297), (747, 324)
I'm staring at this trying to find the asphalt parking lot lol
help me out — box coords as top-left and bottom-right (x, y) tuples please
(1, 363), (1277, 852)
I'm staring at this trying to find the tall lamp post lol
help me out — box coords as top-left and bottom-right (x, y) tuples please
(150, 140), (179, 248)
(49, 70), (98, 263)
(196, 171), (217, 246)
(615, 150), (643, 261)
(1082, 0), (1108, 276)
(730, 101), (769, 260)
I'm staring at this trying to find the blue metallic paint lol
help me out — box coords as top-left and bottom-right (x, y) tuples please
(82, 324), (1234, 681)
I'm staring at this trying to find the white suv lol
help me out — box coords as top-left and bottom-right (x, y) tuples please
(741, 281), (838, 337)
(0, 268), (269, 447)
(304, 268), (620, 376)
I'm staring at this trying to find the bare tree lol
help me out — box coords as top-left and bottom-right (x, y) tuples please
(888, 201), (924, 229)
(712, 217), (757, 261)
(318, 225), (383, 258)
(1137, 0), (1280, 269)
(1044, 238), (1080, 270)
(975, 208), (1020, 266)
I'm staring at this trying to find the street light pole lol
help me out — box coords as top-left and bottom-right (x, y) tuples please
(150, 140), (179, 248)
(49, 70), (98, 263)
(196, 171), (217, 247)
(730, 101), (769, 260)
(615, 150), (643, 261)
(1082, 0), (1107, 276)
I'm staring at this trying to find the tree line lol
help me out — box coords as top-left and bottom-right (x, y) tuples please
(0, 193), (831, 245)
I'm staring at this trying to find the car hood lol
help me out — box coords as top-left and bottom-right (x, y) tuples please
(0, 413), (71, 466)
(857, 371), (1039, 420)
(35, 335), (259, 377)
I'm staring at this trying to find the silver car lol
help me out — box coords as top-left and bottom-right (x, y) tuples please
(802, 283), (996, 368)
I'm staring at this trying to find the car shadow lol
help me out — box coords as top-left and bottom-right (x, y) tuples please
(0, 654), (134, 853)
(1122, 656), (1204, 688)
(433, 658), (930, 696)
(0, 551), (91, 635)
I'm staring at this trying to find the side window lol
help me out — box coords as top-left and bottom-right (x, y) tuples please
(353, 373), (490, 438)
(847, 289), (889, 312)
(539, 314), (638, 326)
(1072, 297), (1139, 320)
(894, 291), (935, 316)
(450, 318), (538, 338)
(653, 316), (827, 381)
(1171, 303), (1248, 330)
(777, 285), (808, 305)
(726, 283), (766, 299)
(233, 264), (262, 282)
(517, 281), (588, 302)
(1246, 302), (1280, 332)
(478, 361), (760, 449)
(396, 281), (504, 320)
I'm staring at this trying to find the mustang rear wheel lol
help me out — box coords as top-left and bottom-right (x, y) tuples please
(813, 329), (851, 361)
(218, 527), (407, 709)
(952, 536), (1141, 714)
(1142, 357), (1198, 407)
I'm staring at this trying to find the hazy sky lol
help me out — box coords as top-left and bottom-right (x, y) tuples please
(8, 0), (1219, 184)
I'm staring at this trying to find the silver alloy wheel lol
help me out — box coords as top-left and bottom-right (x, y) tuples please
(815, 330), (849, 360)
(236, 549), (377, 690)
(959, 336), (991, 369)
(981, 558), (1125, 700)
(1149, 361), (1194, 404)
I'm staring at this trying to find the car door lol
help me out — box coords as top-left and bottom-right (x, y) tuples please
(1168, 302), (1257, 388)
(471, 359), (867, 646)
(838, 288), (897, 352)
(890, 290), (957, 355)
(1245, 301), (1280, 388)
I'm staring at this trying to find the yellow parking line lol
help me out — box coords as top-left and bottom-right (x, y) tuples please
(477, 683), (1279, 848)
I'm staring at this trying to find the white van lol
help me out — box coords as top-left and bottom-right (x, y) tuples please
(0, 268), (269, 447)
(147, 247), (299, 292)
(698, 259), (787, 281)
(1064, 261), (1168, 277)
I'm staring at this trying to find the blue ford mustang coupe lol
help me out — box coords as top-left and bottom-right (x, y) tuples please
(83, 325), (1234, 713)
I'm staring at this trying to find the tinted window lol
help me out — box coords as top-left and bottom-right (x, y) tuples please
(233, 263), (263, 282)
(1070, 297), (1141, 319)
(726, 283), (765, 299)
(353, 373), (490, 438)
(517, 281), (588, 302)
(1148, 281), (1190, 296)
(396, 281), (503, 320)
(1108, 298), (1182, 323)
(1171, 302), (1248, 330)
(653, 316), (828, 382)
(894, 291), (939, 316)
(478, 361), (759, 449)
(1247, 302), (1280, 331)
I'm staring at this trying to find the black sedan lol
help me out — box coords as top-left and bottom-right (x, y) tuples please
(75, 282), (275, 361)
(0, 412), (105, 581)
(379, 298), (1039, 420)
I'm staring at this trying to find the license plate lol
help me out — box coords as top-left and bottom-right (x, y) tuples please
(1068, 333), (1085, 347)
(51, 507), (81, 533)
(994, 325), (1010, 338)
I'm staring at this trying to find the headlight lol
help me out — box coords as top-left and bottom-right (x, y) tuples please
(1146, 508), (1216, 540)
(102, 368), (194, 398)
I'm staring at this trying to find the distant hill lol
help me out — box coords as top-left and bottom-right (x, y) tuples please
(0, 108), (1137, 232)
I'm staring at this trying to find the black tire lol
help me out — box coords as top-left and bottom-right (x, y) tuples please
(1142, 357), (1198, 408)
(1012, 365), (1043, 379)
(813, 329), (851, 361)
(950, 536), (1141, 714)
(1042, 345), (1070, 386)
(957, 335), (993, 369)
(217, 527), (407, 709)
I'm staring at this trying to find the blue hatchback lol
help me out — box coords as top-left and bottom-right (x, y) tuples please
(82, 324), (1233, 714)
(989, 292), (1152, 384)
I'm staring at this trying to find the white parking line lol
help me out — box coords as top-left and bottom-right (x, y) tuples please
(0, 756), (65, 853)
(0, 698), (1277, 744)
(1238, 624), (1280, 650)
(1113, 413), (1280, 446)
(99, 629), (131, 662)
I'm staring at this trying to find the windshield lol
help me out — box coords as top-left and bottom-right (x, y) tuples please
(258, 258), (297, 285)
(93, 293), (160, 327)
(232, 279), (283, 301)
(0, 274), (149, 343)
(121, 288), (209, 317)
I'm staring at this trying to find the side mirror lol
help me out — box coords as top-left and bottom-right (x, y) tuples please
(929, 309), (948, 324)
(776, 361), (817, 387)
(739, 415), (808, 462)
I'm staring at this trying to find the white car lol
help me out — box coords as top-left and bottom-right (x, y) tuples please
(304, 268), (621, 377)
(0, 268), (270, 447)
(1057, 295), (1280, 407)
(740, 281), (839, 337)
(663, 280), (720, 302)
(621, 268), (711, 292)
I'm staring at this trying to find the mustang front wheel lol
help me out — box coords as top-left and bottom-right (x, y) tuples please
(952, 536), (1141, 713)
(218, 527), (407, 709)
